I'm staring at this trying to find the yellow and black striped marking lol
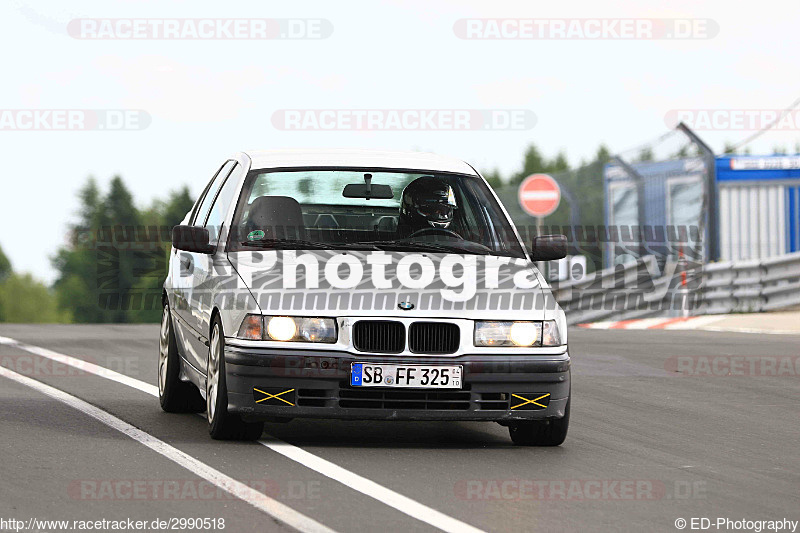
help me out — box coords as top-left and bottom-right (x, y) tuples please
(510, 393), (551, 410)
(253, 387), (296, 407)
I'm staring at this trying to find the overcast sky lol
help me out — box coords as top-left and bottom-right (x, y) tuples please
(3, 0), (799, 283)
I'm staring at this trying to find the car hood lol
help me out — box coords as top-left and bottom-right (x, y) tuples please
(226, 249), (550, 321)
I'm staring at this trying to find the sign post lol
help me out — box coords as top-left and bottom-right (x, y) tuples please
(518, 173), (561, 234)
(518, 174), (562, 273)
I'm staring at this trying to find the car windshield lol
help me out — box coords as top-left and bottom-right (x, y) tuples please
(227, 169), (526, 258)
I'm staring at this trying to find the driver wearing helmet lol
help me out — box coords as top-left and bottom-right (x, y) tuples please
(397, 176), (458, 236)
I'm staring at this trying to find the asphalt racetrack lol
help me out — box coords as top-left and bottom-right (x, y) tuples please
(1, 325), (797, 532)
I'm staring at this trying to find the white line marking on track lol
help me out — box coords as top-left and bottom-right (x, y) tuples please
(0, 335), (487, 533)
(260, 438), (485, 533)
(0, 336), (159, 396)
(0, 364), (336, 533)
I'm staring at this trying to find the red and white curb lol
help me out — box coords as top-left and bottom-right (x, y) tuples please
(579, 316), (727, 331)
(578, 315), (800, 334)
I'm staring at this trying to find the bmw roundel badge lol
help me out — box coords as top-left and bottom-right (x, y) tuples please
(398, 301), (415, 311)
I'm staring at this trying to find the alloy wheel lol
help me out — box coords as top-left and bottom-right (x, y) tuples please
(206, 324), (220, 423)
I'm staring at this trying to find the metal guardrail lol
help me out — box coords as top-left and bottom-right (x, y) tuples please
(556, 251), (800, 325)
(696, 252), (800, 314)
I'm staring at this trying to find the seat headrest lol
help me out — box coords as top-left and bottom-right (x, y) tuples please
(245, 196), (305, 239)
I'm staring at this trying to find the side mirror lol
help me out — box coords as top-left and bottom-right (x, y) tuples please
(172, 225), (214, 254)
(532, 234), (568, 261)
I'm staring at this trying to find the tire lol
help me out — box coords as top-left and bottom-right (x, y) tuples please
(159, 302), (205, 413)
(508, 398), (570, 446)
(206, 316), (264, 441)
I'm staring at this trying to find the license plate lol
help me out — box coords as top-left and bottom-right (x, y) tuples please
(350, 363), (462, 389)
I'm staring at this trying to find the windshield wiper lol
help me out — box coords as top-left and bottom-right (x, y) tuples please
(352, 239), (490, 255)
(240, 238), (378, 250)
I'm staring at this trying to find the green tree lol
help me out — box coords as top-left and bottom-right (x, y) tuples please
(494, 144), (610, 250)
(53, 176), (164, 323)
(0, 244), (11, 281)
(673, 145), (689, 159)
(549, 151), (570, 173)
(138, 186), (196, 323)
(53, 179), (108, 322)
(0, 273), (70, 323)
(511, 144), (549, 184)
(161, 186), (195, 229)
(482, 168), (503, 190)
(636, 147), (654, 162)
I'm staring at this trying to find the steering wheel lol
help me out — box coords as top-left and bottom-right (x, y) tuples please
(407, 227), (464, 240)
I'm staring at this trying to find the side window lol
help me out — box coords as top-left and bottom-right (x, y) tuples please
(205, 163), (242, 245)
(193, 161), (236, 227)
(190, 162), (225, 225)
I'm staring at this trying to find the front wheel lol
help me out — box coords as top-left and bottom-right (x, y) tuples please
(508, 398), (570, 446)
(206, 317), (264, 441)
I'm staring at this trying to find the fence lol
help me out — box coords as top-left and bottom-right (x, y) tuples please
(490, 125), (713, 274)
(554, 251), (800, 325)
(696, 252), (800, 314)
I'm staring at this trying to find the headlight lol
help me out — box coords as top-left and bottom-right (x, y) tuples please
(298, 317), (337, 343)
(237, 315), (337, 343)
(267, 316), (297, 341)
(509, 322), (539, 346)
(474, 321), (541, 347)
(474, 320), (563, 347)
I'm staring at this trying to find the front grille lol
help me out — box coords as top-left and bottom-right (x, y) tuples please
(408, 322), (460, 354)
(339, 385), (471, 410)
(352, 320), (405, 354)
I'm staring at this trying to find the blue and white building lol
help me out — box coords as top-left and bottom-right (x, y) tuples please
(604, 154), (800, 266)
(715, 155), (800, 260)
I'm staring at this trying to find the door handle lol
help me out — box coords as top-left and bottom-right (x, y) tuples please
(179, 254), (194, 275)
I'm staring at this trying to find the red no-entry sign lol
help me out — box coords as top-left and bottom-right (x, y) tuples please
(518, 174), (561, 218)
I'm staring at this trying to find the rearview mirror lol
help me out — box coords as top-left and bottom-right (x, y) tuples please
(531, 234), (568, 261)
(343, 173), (394, 199)
(172, 225), (215, 254)
(343, 183), (394, 200)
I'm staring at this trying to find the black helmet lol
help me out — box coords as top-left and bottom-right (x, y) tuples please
(399, 176), (457, 230)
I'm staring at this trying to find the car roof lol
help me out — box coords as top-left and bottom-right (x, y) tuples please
(240, 149), (479, 176)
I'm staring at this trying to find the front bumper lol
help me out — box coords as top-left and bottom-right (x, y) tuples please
(224, 344), (570, 422)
